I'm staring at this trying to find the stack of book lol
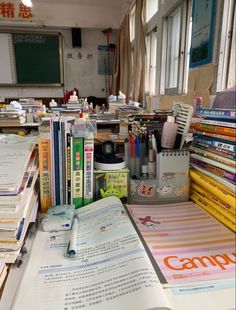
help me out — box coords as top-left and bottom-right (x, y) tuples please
(38, 116), (95, 213)
(0, 110), (26, 126)
(0, 135), (39, 263)
(189, 107), (236, 232)
(18, 98), (43, 112)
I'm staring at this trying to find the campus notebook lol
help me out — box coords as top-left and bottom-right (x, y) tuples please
(127, 201), (236, 285)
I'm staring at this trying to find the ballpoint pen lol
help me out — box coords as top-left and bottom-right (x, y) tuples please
(66, 215), (79, 257)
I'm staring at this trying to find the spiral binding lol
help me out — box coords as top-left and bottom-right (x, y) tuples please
(160, 150), (189, 157)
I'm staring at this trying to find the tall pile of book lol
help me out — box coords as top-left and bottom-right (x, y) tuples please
(189, 107), (236, 232)
(38, 116), (95, 213)
(0, 135), (39, 263)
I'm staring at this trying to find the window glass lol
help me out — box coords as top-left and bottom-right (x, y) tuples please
(146, 0), (158, 22)
(130, 6), (136, 42)
(145, 30), (157, 94)
(165, 6), (181, 89)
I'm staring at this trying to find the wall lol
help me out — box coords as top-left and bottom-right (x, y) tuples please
(0, 28), (117, 99)
(63, 28), (117, 98)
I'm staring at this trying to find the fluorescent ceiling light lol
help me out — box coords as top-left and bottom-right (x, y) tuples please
(21, 0), (33, 7)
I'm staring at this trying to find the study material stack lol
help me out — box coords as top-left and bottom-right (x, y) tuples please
(0, 110), (26, 126)
(0, 135), (39, 263)
(190, 107), (236, 232)
(18, 98), (43, 112)
(38, 116), (95, 213)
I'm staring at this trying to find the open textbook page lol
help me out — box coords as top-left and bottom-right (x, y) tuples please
(11, 197), (172, 310)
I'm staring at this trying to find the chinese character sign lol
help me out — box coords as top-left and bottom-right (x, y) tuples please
(0, 2), (33, 20)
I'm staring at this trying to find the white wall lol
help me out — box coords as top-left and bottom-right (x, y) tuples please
(63, 28), (117, 98)
(0, 28), (117, 99)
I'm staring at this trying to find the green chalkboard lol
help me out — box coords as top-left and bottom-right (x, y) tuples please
(13, 33), (63, 85)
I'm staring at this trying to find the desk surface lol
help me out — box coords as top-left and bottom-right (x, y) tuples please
(0, 123), (40, 128)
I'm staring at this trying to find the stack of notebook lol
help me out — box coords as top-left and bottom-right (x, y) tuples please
(190, 107), (236, 232)
(0, 135), (39, 263)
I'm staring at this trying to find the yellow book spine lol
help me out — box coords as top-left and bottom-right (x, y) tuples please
(191, 188), (236, 224)
(190, 168), (235, 208)
(191, 182), (236, 216)
(191, 192), (236, 232)
(38, 139), (52, 213)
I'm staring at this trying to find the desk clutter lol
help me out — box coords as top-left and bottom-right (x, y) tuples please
(0, 104), (235, 309)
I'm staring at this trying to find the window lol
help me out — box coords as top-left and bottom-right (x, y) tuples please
(145, 29), (157, 95)
(146, 0), (158, 22)
(165, 6), (181, 90)
(129, 5), (136, 43)
(216, 0), (236, 91)
(161, 1), (191, 95)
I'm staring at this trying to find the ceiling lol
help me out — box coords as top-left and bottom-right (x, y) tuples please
(32, 0), (133, 28)
(36, 0), (131, 9)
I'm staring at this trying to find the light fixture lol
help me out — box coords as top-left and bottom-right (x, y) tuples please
(0, 19), (41, 27)
(21, 0), (33, 7)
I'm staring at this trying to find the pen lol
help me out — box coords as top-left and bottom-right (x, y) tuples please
(66, 215), (79, 257)
(129, 134), (135, 177)
(135, 135), (141, 177)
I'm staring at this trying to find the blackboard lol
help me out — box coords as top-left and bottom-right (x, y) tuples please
(0, 32), (63, 85)
(13, 33), (63, 85)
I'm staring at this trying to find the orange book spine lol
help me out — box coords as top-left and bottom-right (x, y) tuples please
(38, 139), (52, 213)
(191, 123), (236, 137)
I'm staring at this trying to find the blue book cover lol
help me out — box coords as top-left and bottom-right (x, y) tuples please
(53, 119), (60, 205)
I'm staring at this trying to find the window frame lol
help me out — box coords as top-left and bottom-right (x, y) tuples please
(216, 0), (235, 92)
(145, 27), (158, 95)
(160, 0), (189, 95)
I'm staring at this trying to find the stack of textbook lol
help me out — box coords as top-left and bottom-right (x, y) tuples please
(0, 135), (39, 263)
(38, 116), (95, 213)
(190, 108), (236, 232)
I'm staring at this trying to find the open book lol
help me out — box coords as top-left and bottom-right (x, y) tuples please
(11, 197), (172, 310)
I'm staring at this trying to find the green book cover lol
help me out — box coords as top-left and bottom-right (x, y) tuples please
(83, 137), (94, 206)
(71, 137), (84, 208)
